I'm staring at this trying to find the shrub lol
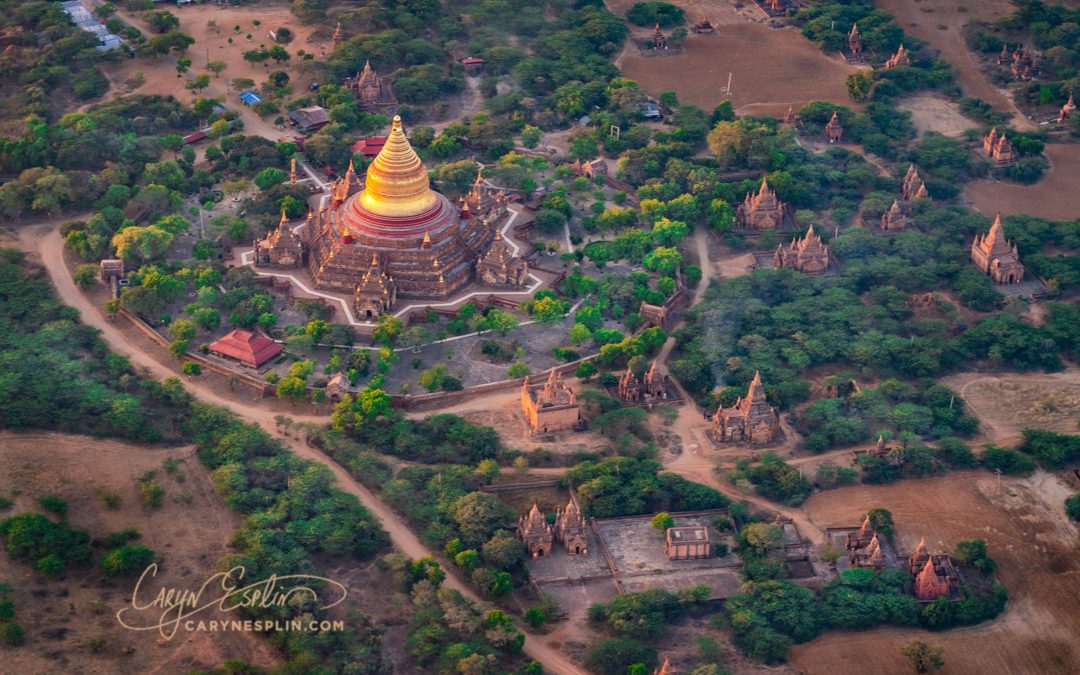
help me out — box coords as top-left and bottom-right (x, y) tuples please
(980, 445), (1036, 475)
(101, 544), (156, 576)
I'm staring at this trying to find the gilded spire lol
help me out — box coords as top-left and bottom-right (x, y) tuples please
(359, 115), (438, 218)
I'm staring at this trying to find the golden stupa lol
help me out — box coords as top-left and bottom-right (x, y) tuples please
(359, 115), (438, 218)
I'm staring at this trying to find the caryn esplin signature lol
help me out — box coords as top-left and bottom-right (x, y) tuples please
(115, 564), (348, 640)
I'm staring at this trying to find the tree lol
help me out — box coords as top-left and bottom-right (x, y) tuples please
(373, 314), (403, 346)
(145, 10), (179, 34)
(181, 361), (202, 377)
(73, 264), (99, 289)
(585, 638), (658, 675)
(175, 57), (192, 77)
(480, 309), (517, 336)
(276, 376), (307, 406)
(207, 60), (228, 78)
(847, 71), (873, 102)
(651, 512), (674, 532)
(901, 640), (944, 673)
(268, 44), (290, 64)
(452, 492), (515, 546)
(1066, 493), (1080, 521)
(112, 226), (174, 262)
(651, 218), (689, 246)
(643, 247), (682, 276)
(481, 530), (526, 570)
(101, 544), (156, 577)
(185, 74), (211, 95)
(507, 361), (530, 378)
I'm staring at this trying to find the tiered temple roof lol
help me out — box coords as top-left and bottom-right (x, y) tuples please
(617, 361), (667, 403)
(306, 116), (518, 318)
(982, 128), (1018, 166)
(255, 211), (306, 268)
(651, 23), (668, 50)
(825, 111), (843, 143)
(347, 60), (397, 112)
(1059, 94), (1076, 123)
(711, 371), (781, 444)
(736, 176), (785, 230)
(554, 498), (588, 555)
(476, 228), (529, 287)
(847, 23), (862, 54)
(880, 200), (906, 231)
(901, 163), (929, 201)
(774, 225), (830, 274)
(971, 213), (1024, 284)
(884, 44), (911, 68)
(518, 503), (553, 558)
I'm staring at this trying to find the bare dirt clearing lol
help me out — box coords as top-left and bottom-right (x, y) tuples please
(940, 369), (1080, 445)
(617, 17), (858, 116)
(964, 144), (1080, 221)
(877, 0), (1036, 130)
(791, 472), (1080, 675)
(0, 431), (276, 674)
(897, 94), (976, 137)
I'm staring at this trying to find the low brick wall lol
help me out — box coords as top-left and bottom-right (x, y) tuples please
(390, 354), (596, 412)
(117, 309), (271, 396)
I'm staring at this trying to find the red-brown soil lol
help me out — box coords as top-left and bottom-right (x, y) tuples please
(790, 471), (1080, 675)
(964, 144), (1080, 221)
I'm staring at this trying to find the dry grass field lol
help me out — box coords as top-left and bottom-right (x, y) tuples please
(790, 471), (1080, 675)
(964, 144), (1080, 221)
(876, 0), (1036, 130)
(608, 0), (857, 116)
(897, 93), (976, 137)
(0, 431), (276, 674)
(940, 369), (1080, 445)
(619, 25), (859, 116)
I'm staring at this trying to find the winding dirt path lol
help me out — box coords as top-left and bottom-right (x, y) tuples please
(25, 223), (586, 675)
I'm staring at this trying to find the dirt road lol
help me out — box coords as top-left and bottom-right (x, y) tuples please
(27, 224), (586, 675)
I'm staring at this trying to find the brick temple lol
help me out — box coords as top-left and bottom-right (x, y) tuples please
(736, 176), (786, 230)
(971, 213), (1025, 285)
(710, 371), (781, 444)
(254, 115), (526, 320)
(773, 225), (830, 274)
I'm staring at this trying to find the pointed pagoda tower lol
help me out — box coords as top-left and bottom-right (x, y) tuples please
(880, 200), (906, 231)
(736, 175), (785, 229)
(711, 371), (781, 444)
(847, 23), (862, 54)
(774, 225), (830, 274)
(971, 213), (1024, 284)
(307, 115), (499, 305)
(555, 497), (588, 555)
(518, 503), (553, 558)
(908, 536), (930, 574)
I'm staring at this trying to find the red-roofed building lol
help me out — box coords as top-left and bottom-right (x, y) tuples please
(207, 329), (283, 368)
(352, 137), (387, 158)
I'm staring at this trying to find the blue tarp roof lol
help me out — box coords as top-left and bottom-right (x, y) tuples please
(239, 91), (262, 105)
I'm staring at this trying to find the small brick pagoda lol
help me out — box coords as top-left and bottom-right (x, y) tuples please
(665, 526), (711, 560)
(711, 371), (781, 444)
(982, 128), (1018, 167)
(884, 44), (911, 69)
(255, 211), (305, 268)
(554, 498), (588, 555)
(971, 213), (1025, 285)
(617, 361), (668, 404)
(773, 225), (830, 274)
(521, 369), (580, 434)
(825, 111), (843, 143)
(847, 23), (862, 55)
(901, 163), (929, 202)
(880, 200), (906, 231)
(346, 60), (397, 112)
(518, 503), (553, 558)
(846, 516), (886, 571)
